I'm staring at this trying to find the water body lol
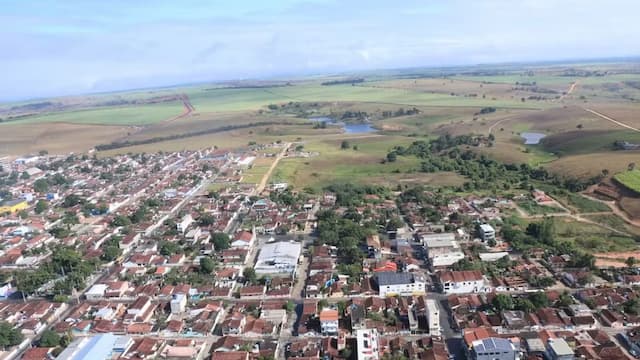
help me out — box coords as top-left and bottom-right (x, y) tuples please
(521, 132), (546, 145)
(308, 116), (375, 134)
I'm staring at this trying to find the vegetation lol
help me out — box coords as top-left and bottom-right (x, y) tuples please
(0, 322), (23, 349)
(614, 170), (640, 194)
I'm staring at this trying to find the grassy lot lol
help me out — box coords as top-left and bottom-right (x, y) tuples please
(516, 199), (564, 215)
(269, 134), (466, 189)
(551, 192), (611, 213)
(240, 158), (274, 184)
(4, 103), (184, 125)
(553, 218), (638, 252)
(614, 170), (640, 194)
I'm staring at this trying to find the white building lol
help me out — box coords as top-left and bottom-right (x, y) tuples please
(426, 299), (441, 336)
(254, 241), (301, 276)
(356, 328), (380, 360)
(319, 309), (339, 335)
(176, 214), (193, 234)
(423, 233), (465, 267)
(170, 294), (187, 314)
(375, 272), (426, 297)
(479, 224), (496, 242)
(86, 284), (108, 301)
(439, 270), (488, 294)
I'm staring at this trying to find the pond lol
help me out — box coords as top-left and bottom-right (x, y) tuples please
(308, 116), (375, 134)
(521, 132), (546, 145)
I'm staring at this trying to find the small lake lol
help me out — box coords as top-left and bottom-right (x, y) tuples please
(521, 132), (546, 145)
(308, 116), (375, 134)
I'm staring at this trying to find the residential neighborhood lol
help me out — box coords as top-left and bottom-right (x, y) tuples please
(0, 145), (639, 360)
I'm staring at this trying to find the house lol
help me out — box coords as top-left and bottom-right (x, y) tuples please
(231, 231), (255, 249)
(426, 299), (441, 336)
(0, 199), (28, 213)
(422, 233), (464, 268)
(469, 338), (518, 360)
(375, 272), (426, 297)
(319, 308), (339, 335)
(439, 270), (487, 294)
(176, 214), (193, 234)
(356, 328), (380, 360)
(86, 284), (108, 301)
(478, 224), (495, 242)
(547, 338), (574, 360)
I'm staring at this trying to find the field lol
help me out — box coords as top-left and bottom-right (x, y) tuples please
(553, 218), (638, 253)
(516, 199), (565, 215)
(2, 102), (185, 125)
(614, 170), (640, 194)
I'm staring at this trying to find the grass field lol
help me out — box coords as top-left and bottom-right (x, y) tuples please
(614, 170), (640, 194)
(269, 134), (466, 189)
(553, 218), (638, 252)
(240, 158), (274, 184)
(3, 102), (184, 125)
(516, 199), (564, 215)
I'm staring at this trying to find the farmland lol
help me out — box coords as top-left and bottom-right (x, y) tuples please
(1, 60), (639, 188)
(614, 170), (640, 194)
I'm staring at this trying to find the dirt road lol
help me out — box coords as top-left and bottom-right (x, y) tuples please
(583, 108), (640, 133)
(254, 142), (290, 195)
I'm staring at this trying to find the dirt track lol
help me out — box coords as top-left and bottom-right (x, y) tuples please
(583, 108), (640, 133)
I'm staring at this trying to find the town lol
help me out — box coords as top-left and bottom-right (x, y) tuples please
(0, 142), (639, 360)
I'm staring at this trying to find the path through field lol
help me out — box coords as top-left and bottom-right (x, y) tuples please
(583, 108), (640, 133)
(254, 142), (290, 195)
(558, 81), (578, 101)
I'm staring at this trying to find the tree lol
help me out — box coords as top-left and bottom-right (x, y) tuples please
(62, 211), (79, 230)
(35, 200), (48, 214)
(39, 329), (61, 347)
(159, 241), (181, 256)
(101, 246), (121, 262)
(386, 152), (397, 162)
(341, 140), (350, 150)
(200, 257), (216, 274)
(243, 268), (257, 285)
(492, 294), (514, 311)
(629, 162), (637, 171)
(0, 321), (24, 349)
(211, 233), (230, 251)
(626, 256), (637, 268)
(20, 171), (30, 180)
(33, 179), (49, 193)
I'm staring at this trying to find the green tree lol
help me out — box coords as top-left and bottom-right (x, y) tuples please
(243, 268), (257, 285)
(62, 211), (79, 230)
(626, 256), (637, 268)
(492, 294), (514, 311)
(211, 233), (230, 251)
(341, 140), (350, 150)
(0, 321), (24, 349)
(200, 257), (216, 274)
(33, 179), (49, 193)
(101, 246), (121, 262)
(386, 152), (397, 162)
(39, 329), (61, 347)
(20, 171), (30, 180)
(35, 200), (48, 214)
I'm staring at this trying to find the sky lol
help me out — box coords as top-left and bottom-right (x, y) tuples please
(2, 0), (639, 101)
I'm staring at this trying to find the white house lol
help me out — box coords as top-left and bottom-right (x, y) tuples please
(356, 328), (380, 360)
(426, 299), (441, 336)
(479, 224), (496, 242)
(176, 214), (193, 234)
(375, 272), (426, 297)
(254, 241), (301, 275)
(86, 284), (108, 300)
(439, 270), (488, 294)
(423, 233), (465, 267)
(320, 308), (339, 335)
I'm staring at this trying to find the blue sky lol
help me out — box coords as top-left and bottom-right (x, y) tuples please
(2, 0), (639, 101)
